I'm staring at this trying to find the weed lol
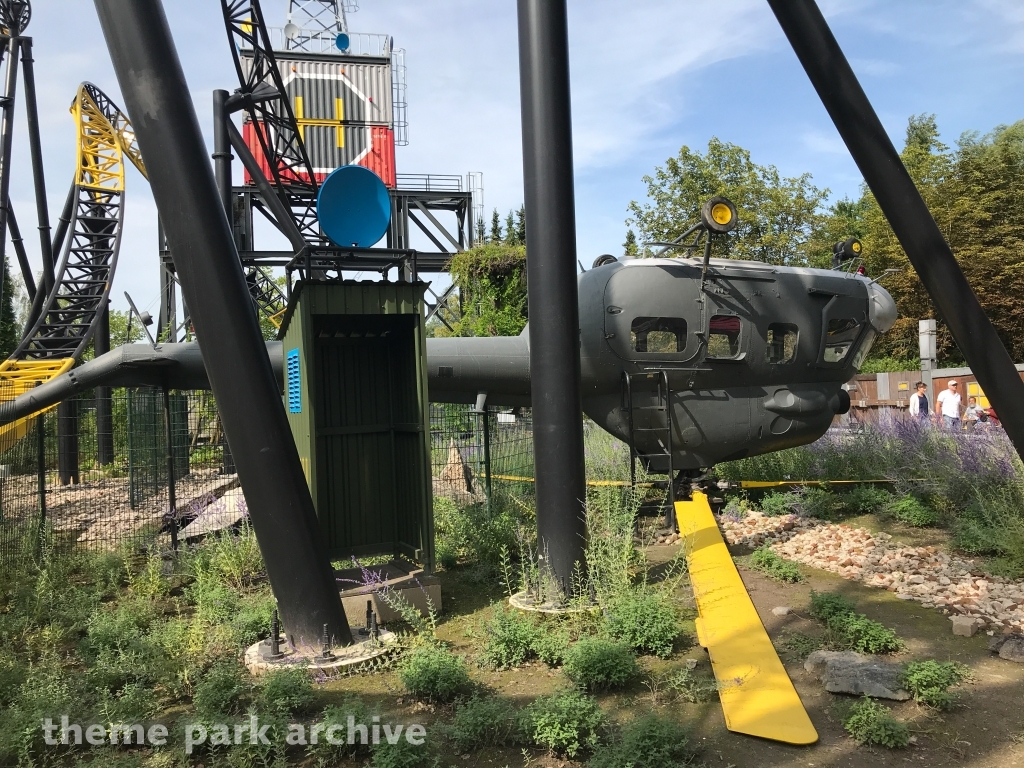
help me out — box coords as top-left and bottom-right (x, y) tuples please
(605, 588), (681, 658)
(482, 605), (538, 669)
(307, 697), (378, 765)
(902, 660), (969, 709)
(589, 713), (692, 768)
(760, 491), (798, 517)
(371, 737), (431, 768)
(192, 660), (249, 719)
(563, 638), (639, 691)
(664, 667), (718, 703)
(844, 485), (894, 515)
(887, 496), (940, 527)
(533, 624), (572, 667)
(749, 547), (803, 583)
(399, 644), (471, 703)
(259, 666), (315, 716)
(843, 697), (910, 748)
(720, 496), (748, 521)
(796, 487), (847, 521)
(828, 612), (902, 654)
(523, 689), (604, 757)
(779, 632), (822, 660)
(446, 695), (523, 751)
(808, 590), (856, 622)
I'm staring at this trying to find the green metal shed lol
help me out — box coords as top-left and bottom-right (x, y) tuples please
(278, 280), (434, 569)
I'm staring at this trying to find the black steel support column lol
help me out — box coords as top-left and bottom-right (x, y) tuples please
(0, 34), (20, 298)
(20, 39), (54, 291)
(517, 0), (587, 595)
(95, 302), (114, 466)
(94, 0), (353, 649)
(768, 0), (1024, 460)
(163, 386), (178, 551)
(213, 89), (237, 477)
(57, 398), (79, 486)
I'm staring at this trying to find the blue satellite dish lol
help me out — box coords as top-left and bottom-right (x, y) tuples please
(335, 33), (350, 51)
(316, 165), (391, 248)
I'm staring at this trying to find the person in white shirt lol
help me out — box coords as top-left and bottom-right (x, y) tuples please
(964, 396), (985, 431)
(908, 381), (929, 421)
(936, 379), (962, 430)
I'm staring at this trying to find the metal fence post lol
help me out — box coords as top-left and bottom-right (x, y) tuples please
(482, 407), (492, 503)
(163, 386), (177, 550)
(127, 387), (136, 509)
(35, 408), (45, 560)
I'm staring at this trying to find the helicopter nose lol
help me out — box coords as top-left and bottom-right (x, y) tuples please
(866, 281), (897, 334)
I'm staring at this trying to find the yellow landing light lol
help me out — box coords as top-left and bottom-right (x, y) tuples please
(676, 492), (818, 745)
(711, 202), (733, 226)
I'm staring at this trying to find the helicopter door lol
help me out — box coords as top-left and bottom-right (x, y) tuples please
(603, 265), (702, 362)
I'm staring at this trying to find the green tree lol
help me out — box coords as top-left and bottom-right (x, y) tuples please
(439, 243), (527, 337)
(623, 229), (639, 256)
(627, 137), (830, 266)
(503, 211), (516, 245)
(489, 208), (502, 243)
(0, 256), (17, 360)
(515, 205), (526, 245)
(475, 216), (486, 244)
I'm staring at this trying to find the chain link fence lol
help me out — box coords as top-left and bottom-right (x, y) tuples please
(0, 394), (538, 564)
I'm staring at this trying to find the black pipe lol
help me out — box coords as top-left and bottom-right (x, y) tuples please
(768, 0), (1024, 460)
(93, 0), (353, 649)
(163, 386), (177, 551)
(213, 89), (237, 478)
(57, 398), (79, 486)
(0, 33), (19, 311)
(516, 0), (587, 596)
(6, 201), (35, 301)
(94, 302), (114, 466)
(20, 39), (54, 291)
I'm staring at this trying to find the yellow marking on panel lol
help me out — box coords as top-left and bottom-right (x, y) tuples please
(676, 492), (818, 745)
(294, 95), (346, 147)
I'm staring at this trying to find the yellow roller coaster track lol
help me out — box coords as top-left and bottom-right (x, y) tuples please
(0, 83), (145, 452)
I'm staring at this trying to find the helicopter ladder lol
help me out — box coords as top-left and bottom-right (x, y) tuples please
(623, 370), (675, 528)
(0, 83), (146, 451)
(675, 491), (818, 744)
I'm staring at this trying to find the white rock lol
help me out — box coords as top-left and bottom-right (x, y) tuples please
(771, 606), (791, 616)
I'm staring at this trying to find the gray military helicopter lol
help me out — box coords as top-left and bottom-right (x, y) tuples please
(430, 197), (896, 488)
(0, 198), (895, 495)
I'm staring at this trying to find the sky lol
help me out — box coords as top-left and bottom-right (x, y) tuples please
(7, 0), (1024, 318)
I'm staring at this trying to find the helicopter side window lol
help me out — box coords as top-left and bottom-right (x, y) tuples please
(707, 315), (741, 358)
(823, 318), (862, 363)
(766, 323), (799, 364)
(631, 317), (686, 353)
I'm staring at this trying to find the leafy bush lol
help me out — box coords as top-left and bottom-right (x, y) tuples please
(664, 667), (718, 703)
(808, 590), (857, 623)
(843, 698), (909, 748)
(259, 666), (315, 715)
(523, 689), (604, 757)
(230, 592), (276, 647)
(760, 491), (798, 517)
(446, 695), (522, 751)
(844, 485), (894, 515)
(371, 736), (431, 768)
(887, 496), (939, 527)
(399, 645), (471, 703)
(902, 660), (969, 709)
(749, 546), (803, 583)
(533, 624), (572, 667)
(192, 660), (249, 719)
(605, 589), (680, 658)
(308, 697), (378, 765)
(589, 713), (691, 768)
(796, 487), (847, 521)
(828, 613), (902, 654)
(563, 638), (638, 691)
(482, 606), (538, 669)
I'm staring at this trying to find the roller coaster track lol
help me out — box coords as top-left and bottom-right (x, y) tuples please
(0, 82), (145, 449)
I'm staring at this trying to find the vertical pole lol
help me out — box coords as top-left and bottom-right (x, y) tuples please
(94, 0), (352, 648)
(127, 388), (136, 509)
(57, 398), (79, 486)
(163, 386), (178, 551)
(35, 408), (45, 558)
(95, 302), (114, 465)
(482, 407), (492, 502)
(0, 34), (20, 301)
(20, 39), (54, 292)
(516, 0), (587, 595)
(213, 89), (236, 477)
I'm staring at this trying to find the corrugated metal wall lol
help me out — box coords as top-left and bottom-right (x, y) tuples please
(240, 52), (397, 187)
(280, 282), (433, 567)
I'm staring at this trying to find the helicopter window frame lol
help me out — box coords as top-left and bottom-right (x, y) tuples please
(766, 323), (799, 364)
(706, 314), (743, 360)
(822, 317), (863, 364)
(630, 316), (687, 355)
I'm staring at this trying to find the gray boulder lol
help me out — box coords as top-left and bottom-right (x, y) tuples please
(804, 650), (909, 700)
(989, 633), (1024, 663)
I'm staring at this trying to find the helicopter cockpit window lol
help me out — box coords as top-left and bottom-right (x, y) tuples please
(707, 315), (742, 358)
(631, 317), (686, 353)
(823, 318), (862, 363)
(766, 323), (799, 364)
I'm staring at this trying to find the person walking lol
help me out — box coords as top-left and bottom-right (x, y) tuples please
(936, 379), (963, 430)
(908, 381), (930, 421)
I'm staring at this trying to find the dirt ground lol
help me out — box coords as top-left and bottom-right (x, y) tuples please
(318, 531), (1024, 768)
